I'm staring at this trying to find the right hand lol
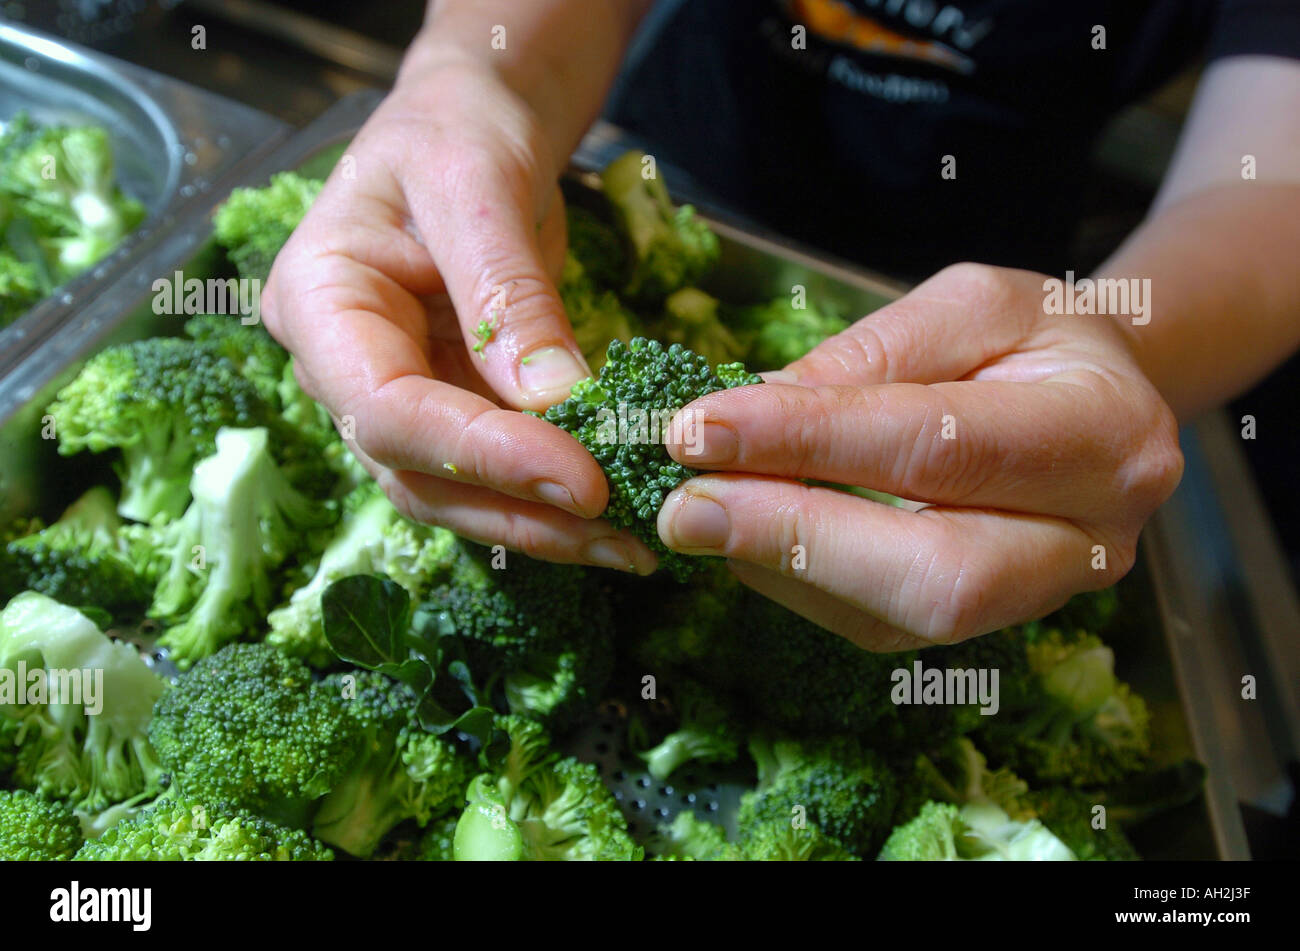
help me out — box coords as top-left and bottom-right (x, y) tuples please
(262, 57), (656, 574)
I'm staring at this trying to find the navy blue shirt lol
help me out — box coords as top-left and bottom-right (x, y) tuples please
(606, 0), (1300, 277)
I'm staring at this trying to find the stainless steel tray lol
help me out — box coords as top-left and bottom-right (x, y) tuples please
(0, 90), (1270, 859)
(0, 22), (290, 370)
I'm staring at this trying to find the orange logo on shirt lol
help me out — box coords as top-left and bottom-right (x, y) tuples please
(790, 0), (976, 74)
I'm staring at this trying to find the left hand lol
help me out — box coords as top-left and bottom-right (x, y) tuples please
(657, 263), (1184, 651)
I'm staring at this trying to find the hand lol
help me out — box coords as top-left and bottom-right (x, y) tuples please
(262, 58), (656, 573)
(657, 263), (1184, 650)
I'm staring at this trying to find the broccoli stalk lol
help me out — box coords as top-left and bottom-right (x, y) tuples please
(877, 799), (1077, 861)
(144, 427), (336, 668)
(637, 676), (743, 781)
(0, 592), (165, 813)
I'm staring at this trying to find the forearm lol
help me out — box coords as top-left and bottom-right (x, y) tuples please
(1102, 183), (1300, 422)
(400, 0), (650, 166)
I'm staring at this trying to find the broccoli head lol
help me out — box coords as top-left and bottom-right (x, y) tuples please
(0, 592), (165, 812)
(729, 294), (848, 370)
(0, 789), (83, 860)
(75, 796), (333, 861)
(47, 337), (277, 522)
(311, 670), (475, 857)
(727, 818), (860, 861)
(565, 204), (629, 291)
(560, 251), (642, 371)
(739, 734), (898, 858)
(0, 250), (44, 328)
(539, 337), (761, 580)
(213, 171), (322, 283)
(1021, 786), (1140, 861)
(601, 150), (719, 305)
(636, 675), (744, 781)
(654, 287), (746, 367)
(2, 486), (153, 616)
(877, 799), (1076, 861)
(648, 811), (730, 861)
(148, 643), (360, 826)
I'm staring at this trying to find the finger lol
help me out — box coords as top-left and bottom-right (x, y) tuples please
(658, 474), (1124, 644)
(785, 263), (1044, 386)
(724, 561), (933, 652)
(400, 147), (590, 410)
(377, 468), (657, 575)
(277, 292), (610, 519)
(667, 376), (1139, 519)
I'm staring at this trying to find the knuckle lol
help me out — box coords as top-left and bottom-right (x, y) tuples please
(919, 551), (993, 644)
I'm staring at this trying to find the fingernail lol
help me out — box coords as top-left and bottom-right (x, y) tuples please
(678, 421), (738, 464)
(665, 492), (730, 552)
(519, 347), (586, 402)
(760, 370), (799, 384)
(584, 538), (640, 573)
(533, 479), (576, 512)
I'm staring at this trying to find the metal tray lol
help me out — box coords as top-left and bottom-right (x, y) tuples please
(0, 22), (290, 370)
(0, 90), (1261, 859)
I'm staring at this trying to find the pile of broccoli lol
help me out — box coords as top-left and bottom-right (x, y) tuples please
(0, 153), (1196, 862)
(0, 112), (144, 328)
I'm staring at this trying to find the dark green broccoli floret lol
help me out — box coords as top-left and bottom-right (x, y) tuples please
(539, 337), (761, 580)
(414, 813), (460, 861)
(0, 250), (44, 328)
(977, 629), (1151, 787)
(452, 715), (640, 861)
(738, 734), (898, 858)
(138, 426), (337, 668)
(1020, 588), (1120, 641)
(311, 670), (475, 857)
(0, 789), (83, 860)
(213, 171), (322, 283)
(729, 294), (848, 370)
(1, 593), (165, 812)
(637, 676), (743, 781)
(601, 151), (719, 305)
(183, 314), (289, 405)
(269, 483), (458, 666)
(428, 542), (615, 728)
(2, 486), (152, 616)
(47, 336), (278, 522)
(1021, 786), (1140, 861)
(565, 204), (629, 291)
(877, 799), (1076, 861)
(75, 796), (333, 861)
(148, 643), (361, 827)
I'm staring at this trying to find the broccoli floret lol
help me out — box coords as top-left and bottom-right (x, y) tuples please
(978, 630), (1151, 787)
(183, 314), (289, 404)
(213, 171), (322, 283)
(565, 204), (629, 291)
(2, 487), (153, 616)
(0, 789), (83, 860)
(428, 542), (615, 728)
(727, 818), (860, 861)
(637, 676), (743, 781)
(311, 670), (475, 857)
(141, 426), (336, 668)
(738, 734), (898, 858)
(891, 736), (1033, 829)
(452, 715), (640, 861)
(1021, 786), (1140, 861)
(539, 337), (761, 580)
(654, 287), (746, 366)
(1020, 588), (1120, 641)
(0, 250), (44, 328)
(0, 119), (143, 283)
(0, 592), (165, 812)
(601, 151), (719, 305)
(148, 643), (360, 826)
(47, 337), (279, 522)
(648, 811), (729, 860)
(560, 252), (642, 371)
(269, 483), (458, 666)
(729, 295), (848, 370)
(877, 799), (1077, 861)
(75, 796), (333, 861)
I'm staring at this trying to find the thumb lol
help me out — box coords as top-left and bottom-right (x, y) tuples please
(407, 154), (589, 411)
